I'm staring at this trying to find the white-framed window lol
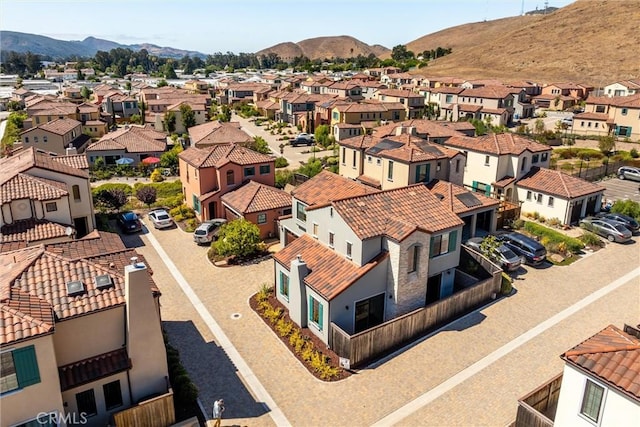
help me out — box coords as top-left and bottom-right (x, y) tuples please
(296, 202), (306, 222)
(346, 241), (352, 259)
(484, 155), (490, 166)
(548, 196), (554, 207)
(341, 147), (346, 165)
(45, 202), (57, 212)
(521, 157), (527, 171)
(308, 296), (323, 330)
(387, 161), (394, 181)
(352, 151), (357, 168)
(367, 156), (372, 163)
(328, 232), (334, 248)
(455, 159), (460, 173)
(43, 136), (48, 143)
(580, 379), (605, 423)
(279, 271), (289, 300)
(376, 158), (381, 166)
(257, 213), (267, 224)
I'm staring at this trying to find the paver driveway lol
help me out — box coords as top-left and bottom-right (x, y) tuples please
(128, 222), (639, 427)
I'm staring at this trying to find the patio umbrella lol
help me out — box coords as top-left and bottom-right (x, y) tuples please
(141, 157), (161, 165)
(115, 157), (134, 165)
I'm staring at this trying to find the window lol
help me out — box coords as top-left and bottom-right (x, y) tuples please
(25, 137), (29, 143)
(312, 223), (318, 237)
(408, 245), (419, 273)
(103, 380), (123, 410)
(526, 191), (532, 201)
(367, 156), (372, 163)
(536, 193), (543, 204)
(328, 232), (334, 248)
(296, 202), (306, 221)
(548, 196), (554, 207)
(541, 152), (549, 162)
(455, 159), (460, 173)
(376, 158), (381, 166)
(244, 167), (255, 177)
(34, 136), (39, 143)
(308, 296), (323, 330)
(387, 161), (394, 180)
(192, 194), (201, 213)
(521, 157), (527, 171)
(76, 389), (97, 417)
(532, 154), (539, 163)
(352, 151), (356, 168)
(43, 136), (48, 143)
(72, 185), (81, 201)
(436, 161), (441, 172)
(346, 241), (352, 259)
(484, 155), (490, 166)
(257, 213), (267, 224)
(580, 380), (604, 422)
(430, 230), (457, 258)
(279, 271), (289, 299)
(1, 346), (40, 393)
(342, 147), (346, 164)
(226, 170), (235, 185)
(260, 165), (270, 174)
(621, 108), (628, 116)
(45, 202), (57, 212)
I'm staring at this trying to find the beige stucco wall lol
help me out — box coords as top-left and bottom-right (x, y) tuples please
(1, 335), (65, 427)
(339, 147), (361, 180)
(21, 130), (68, 155)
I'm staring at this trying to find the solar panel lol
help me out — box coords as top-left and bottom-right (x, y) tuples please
(456, 192), (482, 208)
(368, 139), (403, 154)
(95, 274), (113, 290)
(66, 280), (85, 296)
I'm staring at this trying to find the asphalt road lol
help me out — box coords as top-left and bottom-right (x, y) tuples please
(601, 175), (640, 204)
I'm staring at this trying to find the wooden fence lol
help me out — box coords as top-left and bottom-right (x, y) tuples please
(514, 373), (563, 427)
(113, 390), (175, 427)
(331, 260), (501, 367)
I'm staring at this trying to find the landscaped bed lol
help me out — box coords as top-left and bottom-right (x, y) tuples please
(249, 286), (350, 382)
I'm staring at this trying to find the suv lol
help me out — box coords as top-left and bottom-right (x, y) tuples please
(617, 166), (640, 182)
(290, 134), (315, 146)
(497, 232), (547, 266)
(193, 219), (227, 245)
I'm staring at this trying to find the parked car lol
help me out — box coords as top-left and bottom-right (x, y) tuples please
(617, 166), (640, 182)
(580, 217), (633, 243)
(595, 212), (639, 233)
(296, 133), (315, 140)
(148, 208), (174, 229)
(117, 211), (142, 233)
(193, 219), (227, 245)
(496, 232), (547, 266)
(465, 237), (523, 271)
(290, 135), (315, 147)
(561, 117), (573, 126)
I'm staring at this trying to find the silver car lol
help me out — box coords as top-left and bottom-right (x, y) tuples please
(148, 209), (174, 229)
(617, 166), (640, 182)
(193, 218), (227, 245)
(580, 217), (632, 243)
(465, 237), (523, 271)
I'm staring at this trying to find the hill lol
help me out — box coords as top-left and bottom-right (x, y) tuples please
(404, 0), (639, 84)
(256, 35), (389, 60)
(0, 31), (207, 59)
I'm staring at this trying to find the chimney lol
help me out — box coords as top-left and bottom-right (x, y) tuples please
(124, 262), (169, 402)
(287, 255), (309, 327)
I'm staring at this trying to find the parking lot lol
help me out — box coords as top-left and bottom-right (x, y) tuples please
(600, 175), (640, 203)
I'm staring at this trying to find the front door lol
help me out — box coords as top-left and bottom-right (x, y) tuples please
(73, 217), (88, 238)
(426, 273), (442, 305)
(354, 293), (385, 333)
(571, 199), (584, 224)
(208, 201), (217, 219)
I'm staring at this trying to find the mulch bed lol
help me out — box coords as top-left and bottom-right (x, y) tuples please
(249, 290), (352, 382)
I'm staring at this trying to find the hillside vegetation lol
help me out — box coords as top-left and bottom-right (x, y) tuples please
(256, 35), (390, 61)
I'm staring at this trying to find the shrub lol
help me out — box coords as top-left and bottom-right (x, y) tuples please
(512, 219), (525, 229)
(500, 273), (513, 295)
(185, 218), (198, 232)
(610, 199), (640, 220)
(547, 217), (561, 228)
(275, 157), (289, 168)
(300, 341), (315, 362)
(213, 219), (261, 258)
(169, 204), (196, 220)
(150, 169), (164, 182)
(256, 283), (271, 303)
(173, 214), (184, 222)
(289, 329), (304, 352)
(532, 211), (540, 220)
(523, 221), (584, 253)
(275, 318), (294, 337)
(264, 305), (283, 324)
(92, 183), (133, 197)
(136, 185), (157, 207)
(579, 231), (604, 247)
(631, 148), (639, 158)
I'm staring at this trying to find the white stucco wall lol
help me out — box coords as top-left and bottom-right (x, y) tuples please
(517, 187), (570, 223)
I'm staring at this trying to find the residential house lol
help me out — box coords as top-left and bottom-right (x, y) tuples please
(278, 92), (336, 127)
(10, 88), (36, 108)
(576, 94), (640, 140)
(428, 86), (464, 120)
(0, 147), (96, 240)
(515, 324), (640, 427)
(330, 101), (406, 126)
(255, 99), (280, 120)
(373, 119), (471, 143)
(333, 123), (365, 142)
(364, 67), (401, 78)
(153, 100), (207, 134)
(101, 93), (140, 121)
(375, 89), (426, 119)
(0, 232), (171, 427)
(359, 80), (388, 100)
(183, 79), (210, 94)
(223, 83), (272, 105)
(61, 87), (83, 104)
(77, 103), (108, 137)
(380, 72), (414, 88)
(603, 79), (640, 97)
(187, 120), (253, 148)
(19, 118), (88, 155)
(338, 129), (466, 189)
(139, 87), (210, 125)
(178, 144), (275, 221)
(456, 86), (519, 125)
(300, 76), (333, 94)
(325, 81), (363, 101)
(220, 181), (291, 239)
(86, 125), (167, 166)
(535, 82), (593, 110)
(276, 179), (465, 346)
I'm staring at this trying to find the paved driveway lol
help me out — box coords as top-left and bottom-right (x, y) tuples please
(129, 221), (639, 427)
(600, 175), (640, 204)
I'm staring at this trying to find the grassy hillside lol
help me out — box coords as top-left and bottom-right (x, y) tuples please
(256, 35), (389, 60)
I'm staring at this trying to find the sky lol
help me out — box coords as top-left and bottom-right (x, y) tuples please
(1, 0), (576, 54)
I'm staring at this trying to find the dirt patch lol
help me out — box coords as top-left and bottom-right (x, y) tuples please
(249, 290), (351, 382)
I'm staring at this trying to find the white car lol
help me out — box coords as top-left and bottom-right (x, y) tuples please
(193, 219), (227, 245)
(148, 209), (174, 229)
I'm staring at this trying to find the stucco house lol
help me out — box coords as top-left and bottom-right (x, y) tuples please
(515, 324), (640, 427)
(576, 94), (640, 140)
(276, 181), (464, 346)
(0, 232), (171, 427)
(330, 101), (406, 126)
(603, 79), (640, 97)
(220, 181), (291, 239)
(153, 100), (207, 134)
(19, 118), (88, 155)
(178, 144), (275, 221)
(85, 125), (167, 166)
(375, 88), (426, 119)
(0, 147), (96, 241)
(187, 120), (253, 148)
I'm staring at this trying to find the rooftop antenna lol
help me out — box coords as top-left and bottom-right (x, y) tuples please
(544, 0), (549, 15)
(521, 0), (525, 15)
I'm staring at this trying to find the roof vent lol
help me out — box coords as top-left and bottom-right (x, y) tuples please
(66, 280), (85, 296)
(95, 274), (113, 290)
(435, 193), (445, 200)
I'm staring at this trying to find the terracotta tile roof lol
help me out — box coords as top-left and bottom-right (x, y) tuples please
(221, 181), (290, 214)
(517, 167), (605, 199)
(1, 219), (72, 244)
(460, 85), (515, 99)
(0, 147), (89, 184)
(366, 135), (461, 163)
(51, 153), (89, 170)
(481, 107), (508, 115)
(562, 325), (640, 401)
(1, 288), (55, 345)
(46, 231), (126, 259)
(273, 234), (387, 300)
(445, 133), (551, 156)
(373, 119), (465, 139)
(493, 176), (516, 187)
(575, 112), (611, 121)
(58, 348), (131, 391)
(356, 174), (381, 189)
(291, 171), (379, 209)
(179, 144), (274, 168)
(458, 104), (483, 113)
(427, 180), (499, 215)
(436, 121), (476, 132)
(333, 101), (404, 113)
(1, 173), (68, 203)
(0, 241), (27, 253)
(20, 118), (81, 136)
(188, 120), (252, 147)
(339, 134), (378, 149)
(431, 86), (464, 94)
(377, 89), (423, 98)
(333, 184), (463, 241)
(87, 125), (166, 154)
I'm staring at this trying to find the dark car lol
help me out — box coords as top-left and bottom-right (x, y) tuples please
(595, 212), (639, 233)
(497, 232), (547, 266)
(117, 211), (142, 233)
(289, 135), (315, 146)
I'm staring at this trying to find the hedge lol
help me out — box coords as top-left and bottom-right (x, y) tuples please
(91, 183), (133, 197)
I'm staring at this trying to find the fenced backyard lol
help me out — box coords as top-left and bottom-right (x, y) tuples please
(113, 390), (175, 427)
(514, 373), (563, 427)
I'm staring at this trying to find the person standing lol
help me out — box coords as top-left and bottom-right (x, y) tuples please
(212, 399), (224, 427)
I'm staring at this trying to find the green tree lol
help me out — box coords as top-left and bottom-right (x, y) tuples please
(164, 111), (176, 133)
(597, 135), (615, 156)
(391, 44), (414, 62)
(247, 136), (271, 154)
(213, 219), (261, 258)
(297, 158), (323, 178)
(275, 169), (293, 188)
(1, 111), (28, 155)
(479, 235), (501, 262)
(470, 118), (487, 136)
(160, 144), (183, 170)
(80, 86), (92, 100)
(534, 118), (545, 135)
(129, 114), (142, 125)
(136, 186), (157, 208)
(217, 105), (231, 122)
(157, 79), (168, 87)
(314, 124), (331, 147)
(610, 200), (640, 219)
(96, 188), (128, 213)
(179, 104), (196, 129)
(163, 63), (177, 79)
